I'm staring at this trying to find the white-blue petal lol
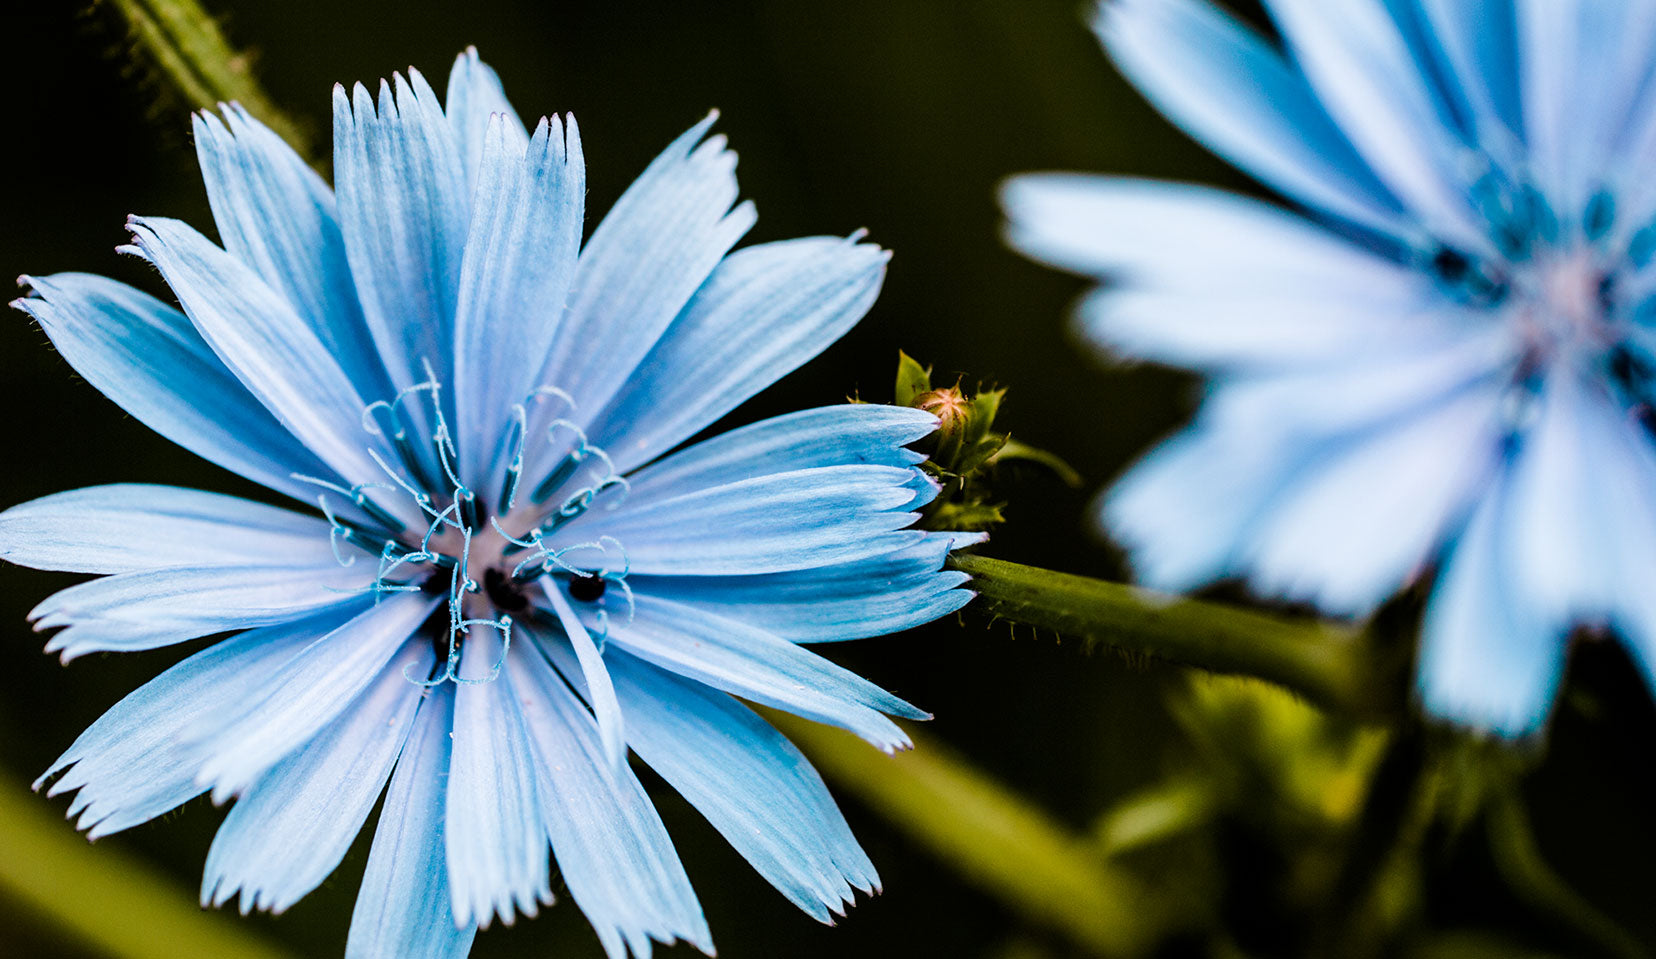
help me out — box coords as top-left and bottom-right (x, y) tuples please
(608, 594), (925, 753)
(1000, 176), (1415, 296)
(333, 71), (469, 400)
(36, 609), (354, 840)
(124, 216), (402, 512)
(510, 642), (712, 958)
(588, 235), (889, 474)
(191, 592), (437, 800)
(523, 114), (755, 484)
(604, 648), (879, 921)
(619, 405), (935, 507)
(1097, 0), (1411, 238)
(535, 589), (625, 770)
(347, 684), (477, 959)
(445, 626), (552, 929)
(629, 534), (974, 643)
(0, 484), (338, 574)
(1417, 475), (1565, 738)
(202, 640), (432, 914)
(566, 465), (925, 576)
(454, 114), (583, 487)
(192, 104), (390, 400)
(29, 562), (376, 662)
(445, 47), (529, 193)
(12, 273), (333, 502)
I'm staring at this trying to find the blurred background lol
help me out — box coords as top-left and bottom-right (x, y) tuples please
(3, 1), (1656, 957)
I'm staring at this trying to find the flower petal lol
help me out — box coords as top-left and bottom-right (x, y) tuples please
(445, 47), (529, 192)
(568, 465), (925, 576)
(454, 114), (583, 486)
(510, 642), (711, 958)
(445, 626), (552, 929)
(124, 216), (399, 507)
(36, 609), (355, 840)
(535, 588), (625, 770)
(12, 273), (332, 502)
(191, 591), (437, 800)
(192, 104), (390, 400)
(629, 534), (975, 643)
(333, 71), (469, 398)
(0, 484), (338, 574)
(1096, 0), (1409, 236)
(587, 235), (889, 474)
(202, 640), (432, 914)
(1417, 476), (1565, 738)
(607, 594), (925, 752)
(619, 405), (935, 507)
(1001, 176), (1414, 295)
(604, 647), (879, 920)
(347, 684), (477, 959)
(525, 113), (754, 476)
(30, 563), (377, 661)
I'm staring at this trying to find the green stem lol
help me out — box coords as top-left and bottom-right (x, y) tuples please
(1487, 794), (1646, 959)
(951, 554), (1403, 720)
(0, 781), (297, 959)
(98, 0), (312, 156)
(768, 711), (1168, 957)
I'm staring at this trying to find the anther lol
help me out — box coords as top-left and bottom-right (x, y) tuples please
(568, 573), (607, 603)
(531, 450), (588, 504)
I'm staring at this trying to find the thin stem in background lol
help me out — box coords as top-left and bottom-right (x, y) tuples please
(0, 778), (297, 959)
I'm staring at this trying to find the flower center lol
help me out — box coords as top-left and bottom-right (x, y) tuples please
(301, 372), (633, 686)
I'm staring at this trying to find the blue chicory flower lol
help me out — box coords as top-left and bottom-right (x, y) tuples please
(1, 48), (979, 957)
(1003, 0), (1656, 737)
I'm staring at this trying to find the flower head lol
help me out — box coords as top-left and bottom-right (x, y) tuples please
(2, 48), (978, 957)
(1003, 1), (1656, 737)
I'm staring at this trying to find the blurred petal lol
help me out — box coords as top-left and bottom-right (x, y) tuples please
(1097, 0), (1410, 236)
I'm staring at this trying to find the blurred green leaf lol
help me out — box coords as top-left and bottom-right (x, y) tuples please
(0, 775), (297, 959)
(894, 350), (933, 407)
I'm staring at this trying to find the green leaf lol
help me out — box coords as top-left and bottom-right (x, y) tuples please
(894, 350), (934, 407)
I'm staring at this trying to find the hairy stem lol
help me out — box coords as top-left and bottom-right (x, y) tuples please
(952, 554), (1405, 719)
(97, 0), (312, 156)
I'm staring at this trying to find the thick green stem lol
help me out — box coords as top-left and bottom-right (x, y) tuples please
(0, 781), (296, 959)
(768, 711), (1169, 957)
(98, 0), (312, 156)
(951, 554), (1404, 720)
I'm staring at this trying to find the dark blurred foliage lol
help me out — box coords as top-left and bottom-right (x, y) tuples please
(3, 2), (1656, 958)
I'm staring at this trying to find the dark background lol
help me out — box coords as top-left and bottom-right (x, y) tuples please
(3, 2), (1654, 958)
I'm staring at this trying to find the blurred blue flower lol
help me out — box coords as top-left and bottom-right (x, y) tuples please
(1004, 0), (1656, 737)
(1, 48), (978, 958)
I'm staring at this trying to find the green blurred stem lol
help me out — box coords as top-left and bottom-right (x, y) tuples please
(951, 554), (1401, 719)
(0, 781), (296, 959)
(767, 711), (1167, 957)
(1487, 794), (1645, 959)
(98, 0), (312, 156)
